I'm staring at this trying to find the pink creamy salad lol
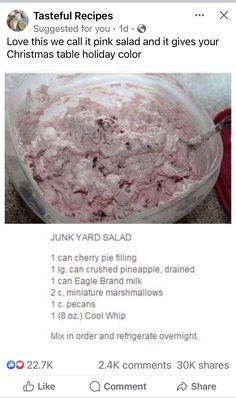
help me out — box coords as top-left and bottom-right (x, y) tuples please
(16, 80), (210, 222)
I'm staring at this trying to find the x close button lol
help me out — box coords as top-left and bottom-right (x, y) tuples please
(220, 11), (229, 20)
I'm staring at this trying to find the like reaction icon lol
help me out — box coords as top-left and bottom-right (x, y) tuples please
(7, 360), (15, 369)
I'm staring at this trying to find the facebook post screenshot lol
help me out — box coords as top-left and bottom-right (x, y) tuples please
(0, 1), (235, 397)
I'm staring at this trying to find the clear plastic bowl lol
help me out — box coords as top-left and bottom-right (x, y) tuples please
(5, 73), (223, 223)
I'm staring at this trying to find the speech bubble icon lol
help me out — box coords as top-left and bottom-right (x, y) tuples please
(177, 382), (188, 391)
(89, 381), (101, 392)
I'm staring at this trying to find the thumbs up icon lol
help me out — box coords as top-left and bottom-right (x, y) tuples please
(23, 381), (34, 392)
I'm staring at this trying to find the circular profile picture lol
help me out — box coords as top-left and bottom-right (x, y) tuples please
(7, 10), (29, 32)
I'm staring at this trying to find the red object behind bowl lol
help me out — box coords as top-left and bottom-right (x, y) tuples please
(214, 108), (231, 220)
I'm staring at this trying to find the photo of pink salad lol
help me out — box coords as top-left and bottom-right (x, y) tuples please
(16, 76), (213, 222)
